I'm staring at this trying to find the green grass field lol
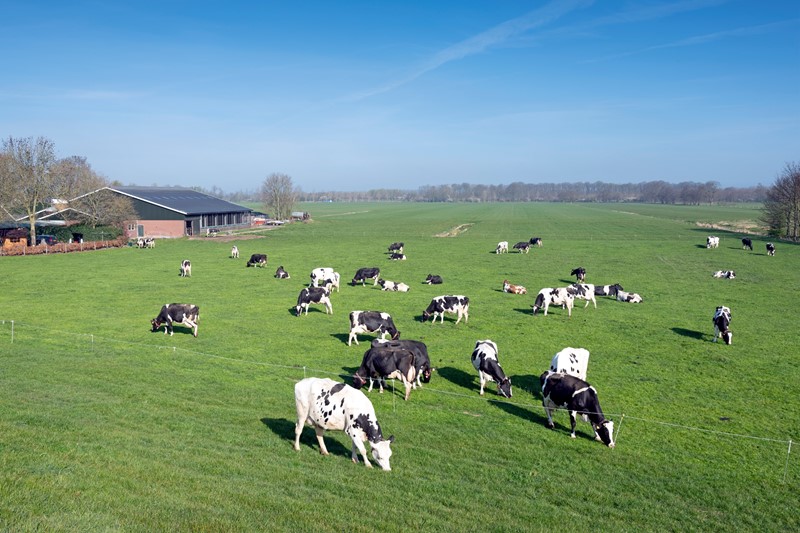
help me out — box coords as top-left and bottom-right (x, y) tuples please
(1, 202), (797, 532)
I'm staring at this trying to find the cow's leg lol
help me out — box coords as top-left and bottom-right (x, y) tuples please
(367, 378), (375, 393)
(349, 435), (371, 467)
(293, 404), (310, 451)
(713, 326), (719, 342)
(569, 411), (578, 438)
(183, 318), (198, 337)
(543, 400), (555, 429)
(348, 331), (357, 346)
(314, 427), (330, 455)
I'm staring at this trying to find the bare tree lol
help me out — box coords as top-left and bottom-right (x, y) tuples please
(71, 187), (137, 229)
(762, 162), (800, 241)
(260, 173), (298, 221)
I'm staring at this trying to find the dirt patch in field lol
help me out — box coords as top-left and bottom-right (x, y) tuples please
(435, 224), (473, 237)
(695, 220), (764, 235)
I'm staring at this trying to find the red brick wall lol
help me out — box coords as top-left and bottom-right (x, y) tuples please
(124, 220), (185, 239)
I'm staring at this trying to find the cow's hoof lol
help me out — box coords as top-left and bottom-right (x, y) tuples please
(546, 422), (555, 430)
(570, 434), (577, 439)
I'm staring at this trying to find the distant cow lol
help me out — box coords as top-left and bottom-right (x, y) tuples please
(389, 253), (406, 261)
(707, 236), (720, 249)
(532, 288), (574, 317)
(378, 279), (410, 292)
(540, 371), (615, 447)
(353, 343), (417, 401)
(422, 295), (469, 324)
(352, 267), (380, 286)
(246, 254), (267, 267)
(741, 238), (753, 251)
(713, 305), (732, 345)
(712, 270), (735, 279)
(495, 241), (509, 254)
(530, 237), (543, 247)
(137, 237), (155, 249)
(470, 340), (512, 398)
(424, 274), (443, 285)
(502, 280), (527, 295)
(550, 347), (590, 381)
(570, 267), (586, 282)
(230, 245), (239, 259)
(372, 338), (432, 389)
(348, 311), (400, 346)
(567, 283), (596, 309)
(151, 303), (199, 337)
(766, 242), (775, 256)
(180, 259), (191, 277)
(295, 287), (332, 316)
(616, 290), (643, 303)
(594, 284), (624, 297)
(512, 241), (530, 254)
(388, 242), (404, 253)
(294, 377), (394, 470)
(275, 266), (290, 279)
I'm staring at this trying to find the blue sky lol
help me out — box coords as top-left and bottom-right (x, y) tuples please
(2, 1), (798, 192)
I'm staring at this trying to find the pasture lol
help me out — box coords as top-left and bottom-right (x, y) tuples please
(1, 202), (797, 532)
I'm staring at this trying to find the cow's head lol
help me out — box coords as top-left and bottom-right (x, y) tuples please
(532, 293), (545, 315)
(421, 367), (433, 383)
(594, 420), (615, 448)
(421, 310), (431, 322)
(352, 374), (367, 389)
(150, 318), (162, 332)
(722, 329), (733, 345)
(371, 435), (394, 471)
(498, 377), (512, 398)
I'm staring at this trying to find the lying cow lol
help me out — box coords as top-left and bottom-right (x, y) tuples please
(296, 287), (332, 316)
(230, 245), (239, 259)
(246, 253), (268, 267)
(512, 241), (530, 254)
(424, 274), (443, 285)
(352, 267), (380, 286)
(180, 259), (191, 277)
(353, 343), (417, 401)
(372, 338), (432, 389)
(616, 290), (643, 303)
(741, 238), (753, 251)
(550, 347), (590, 381)
(594, 284), (624, 297)
(766, 242), (775, 256)
(151, 303), (199, 337)
(570, 267), (586, 282)
(275, 266), (290, 279)
(471, 340), (512, 398)
(294, 377), (394, 470)
(707, 236), (719, 249)
(567, 283), (596, 309)
(422, 295), (469, 324)
(379, 279), (410, 292)
(712, 270), (735, 279)
(530, 237), (543, 247)
(540, 371), (615, 447)
(389, 253), (406, 261)
(532, 288), (574, 317)
(502, 280), (527, 295)
(495, 241), (509, 254)
(388, 242), (404, 253)
(348, 311), (400, 346)
(713, 305), (732, 345)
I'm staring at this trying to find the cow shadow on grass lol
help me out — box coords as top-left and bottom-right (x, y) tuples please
(331, 332), (353, 345)
(436, 366), (476, 392)
(260, 417), (351, 458)
(671, 327), (706, 340)
(488, 399), (547, 425)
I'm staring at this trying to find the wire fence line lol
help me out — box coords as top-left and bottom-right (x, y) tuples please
(1, 319), (793, 481)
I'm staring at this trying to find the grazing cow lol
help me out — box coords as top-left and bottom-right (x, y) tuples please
(616, 290), (643, 303)
(137, 237), (155, 248)
(293, 377), (394, 470)
(713, 306), (732, 345)
(151, 303), (199, 337)
(388, 242), (404, 253)
(320, 272), (341, 293)
(230, 245), (239, 259)
(495, 241), (509, 254)
(766, 242), (775, 256)
(532, 288), (574, 317)
(275, 265), (290, 279)
(712, 270), (735, 279)
(707, 236), (720, 249)
(550, 347), (590, 381)
(424, 274), (443, 285)
(352, 267), (380, 286)
(180, 259), (191, 277)
(530, 237), (543, 247)
(372, 338), (432, 388)
(512, 241), (530, 254)
(353, 343), (417, 401)
(295, 287), (332, 316)
(502, 279), (527, 295)
(422, 295), (469, 324)
(310, 267), (340, 292)
(570, 267), (586, 282)
(246, 254), (268, 267)
(567, 283), (597, 309)
(470, 340), (512, 398)
(389, 253), (407, 261)
(594, 284), (624, 297)
(540, 371), (615, 447)
(348, 311), (400, 346)
(378, 279), (410, 292)
(741, 238), (753, 251)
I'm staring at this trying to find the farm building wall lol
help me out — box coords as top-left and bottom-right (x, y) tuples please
(124, 220), (185, 239)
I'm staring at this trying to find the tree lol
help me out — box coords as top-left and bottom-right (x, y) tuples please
(71, 187), (137, 229)
(761, 162), (800, 241)
(260, 173), (298, 221)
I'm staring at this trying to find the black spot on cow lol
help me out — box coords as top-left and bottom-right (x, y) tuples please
(330, 383), (346, 395)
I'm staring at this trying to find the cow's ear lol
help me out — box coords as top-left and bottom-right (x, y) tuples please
(388, 435), (395, 443)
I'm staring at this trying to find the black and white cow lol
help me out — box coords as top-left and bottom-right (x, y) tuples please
(310, 267), (340, 292)
(713, 305), (732, 345)
(352, 267), (381, 286)
(513, 241), (530, 254)
(712, 270), (735, 279)
(495, 241), (509, 254)
(294, 377), (394, 470)
(246, 253), (267, 267)
(766, 242), (775, 256)
(424, 274), (443, 285)
(470, 340), (512, 398)
(388, 242), (404, 253)
(530, 237), (543, 247)
(151, 303), (199, 337)
(372, 338), (432, 388)
(741, 238), (753, 251)
(570, 267), (586, 282)
(567, 283), (596, 309)
(180, 259), (191, 277)
(275, 266), (290, 279)
(549, 347), (590, 381)
(348, 311), (400, 346)
(230, 245), (239, 259)
(378, 279), (410, 292)
(594, 284), (624, 297)
(137, 237), (155, 248)
(422, 295), (469, 324)
(295, 287), (332, 316)
(616, 291), (643, 303)
(353, 343), (417, 401)
(540, 371), (615, 447)
(707, 236), (720, 249)
(389, 253), (407, 261)
(532, 288), (574, 317)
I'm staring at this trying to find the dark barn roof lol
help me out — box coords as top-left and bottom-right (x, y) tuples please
(110, 187), (251, 216)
